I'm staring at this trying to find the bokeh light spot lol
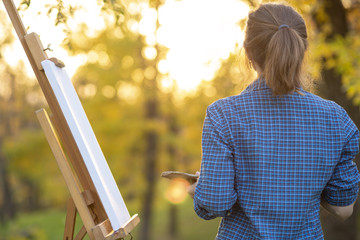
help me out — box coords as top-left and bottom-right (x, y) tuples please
(144, 66), (157, 80)
(122, 55), (135, 69)
(131, 68), (145, 83)
(142, 46), (158, 60)
(102, 85), (116, 98)
(165, 178), (190, 204)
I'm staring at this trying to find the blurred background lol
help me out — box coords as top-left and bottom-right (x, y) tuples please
(0, 0), (359, 239)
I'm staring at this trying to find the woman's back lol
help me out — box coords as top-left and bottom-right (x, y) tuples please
(198, 79), (359, 239)
(192, 3), (360, 239)
(196, 80), (359, 239)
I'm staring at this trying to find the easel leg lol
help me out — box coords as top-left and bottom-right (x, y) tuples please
(64, 198), (77, 240)
(63, 197), (88, 240)
(36, 108), (96, 240)
(74, 226), (87, 240)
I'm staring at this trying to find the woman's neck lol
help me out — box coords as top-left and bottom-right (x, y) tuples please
(253, 62), (263, 77)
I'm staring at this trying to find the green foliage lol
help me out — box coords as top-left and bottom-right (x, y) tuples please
(101, 0), (125, 24)
(330, 35), (360, 105)
(17, 0), (31, 12)
(309, 0), (360, 104)
(4, 128), (68, 208)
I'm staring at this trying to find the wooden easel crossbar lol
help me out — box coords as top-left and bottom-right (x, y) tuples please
(2, 0), (140, 239)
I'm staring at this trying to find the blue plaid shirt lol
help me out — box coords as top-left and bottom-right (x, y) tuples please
(194, 79), (360, 239)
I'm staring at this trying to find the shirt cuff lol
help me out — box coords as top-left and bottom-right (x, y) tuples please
(194, 199), (217, 220)
(194, 198), (233, 220)
(322, 184), (359, 206)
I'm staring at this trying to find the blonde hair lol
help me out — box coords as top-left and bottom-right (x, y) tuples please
(244, 3), (308, 95)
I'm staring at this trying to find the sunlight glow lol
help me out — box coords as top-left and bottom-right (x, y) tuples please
(139, 8), (158, 37)
(2, 0), (250, 93)
(156, 0), (249, 91)
(157, 60), (169, 74)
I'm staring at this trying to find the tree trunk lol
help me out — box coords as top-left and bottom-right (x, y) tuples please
(313, 0), (360, 239)
(140, 2), (163, 238)
(0, 72), (17, 224)
(22, 178), (40, 211)
(169, 204), (178, 239)
(140, 98), (158, 240)
(0, 142), (16, 224)
(167, 107), (179, 240)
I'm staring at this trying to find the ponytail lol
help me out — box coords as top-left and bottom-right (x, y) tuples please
(264, 27), (306, 95)
(244, 3), (308, 96)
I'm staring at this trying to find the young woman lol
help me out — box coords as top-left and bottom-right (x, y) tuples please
(189, 3), (360, 239)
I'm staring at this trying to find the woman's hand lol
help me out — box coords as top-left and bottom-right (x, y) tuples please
(321, 199), (355, 221)
(187, 171), (200, 199)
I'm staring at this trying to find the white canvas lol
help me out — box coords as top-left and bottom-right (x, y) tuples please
(41, 59), (131, 230)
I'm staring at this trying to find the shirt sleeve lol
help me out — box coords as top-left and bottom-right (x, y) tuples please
(322, 107), (360, 206)
(194, 101), (237, 220)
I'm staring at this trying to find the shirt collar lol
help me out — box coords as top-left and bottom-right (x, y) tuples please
(245, 78), (269, 92)
(245, 78), (305, 94)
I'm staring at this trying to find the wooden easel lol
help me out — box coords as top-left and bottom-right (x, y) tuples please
(2, 1), (140, 239)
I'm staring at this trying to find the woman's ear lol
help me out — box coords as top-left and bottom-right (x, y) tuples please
(244, 46), (253, 63)
(244, 46), (253, 69)
(244, 46), (250, 59)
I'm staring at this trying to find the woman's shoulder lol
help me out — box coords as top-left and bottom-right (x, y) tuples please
(207, 94), (244, 110)
(301, 90), (345, 114)
(206, 94), (250, 120)
(208, 90), (349, 119)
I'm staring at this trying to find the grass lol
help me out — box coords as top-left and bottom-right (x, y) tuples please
(0, 198), (220, 240)
(0, 209), (67, 240)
